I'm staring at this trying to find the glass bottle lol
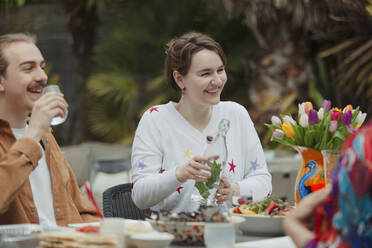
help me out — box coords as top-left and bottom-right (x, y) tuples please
(193, 119), (230, 206)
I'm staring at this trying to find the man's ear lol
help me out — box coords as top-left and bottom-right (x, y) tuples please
(173, 70), (185, 90)
(0, 75), (5, 92)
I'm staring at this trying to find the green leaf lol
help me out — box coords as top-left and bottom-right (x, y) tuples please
(206, 160), (222, 189)
(195, 160), (222, 199)
(195, 182), (210, 199)
(304, 129), (315, 148)
(271, 136), (295, 146)
(264, 123), (282, 131)
(291, 123), (303, 145)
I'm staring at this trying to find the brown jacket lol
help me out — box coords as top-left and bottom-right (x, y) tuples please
(0, 119), (100, 226)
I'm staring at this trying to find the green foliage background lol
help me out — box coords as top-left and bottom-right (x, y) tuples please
(87, 0), (254, 144)
(1, 0), (371, 148)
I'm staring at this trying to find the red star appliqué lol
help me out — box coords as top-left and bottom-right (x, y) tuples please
(159, 168), (165, 173)
(176, 186), (184, 194)
(150, 107), (159, 113)
(130, 182), (134, 189)
(229, 160), (236, 173)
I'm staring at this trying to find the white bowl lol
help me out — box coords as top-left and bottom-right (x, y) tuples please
(229, 215), (245, 232)
(235, 214), (285, 236)
(124, 220), (153, 247)
(131, 231), (174, 248)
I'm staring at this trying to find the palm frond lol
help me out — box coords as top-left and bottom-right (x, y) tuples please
(318, 38), (361, 58)
(342, 39), (372, 66)
(88, 98), (134, 142)
(86, 72), (139, 142)
(87, 72), (138, 104)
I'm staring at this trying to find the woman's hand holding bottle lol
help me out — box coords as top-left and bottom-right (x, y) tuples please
(175, 155), (219, 183)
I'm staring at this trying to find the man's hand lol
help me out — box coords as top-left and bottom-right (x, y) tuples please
(24, 92), (68, 142)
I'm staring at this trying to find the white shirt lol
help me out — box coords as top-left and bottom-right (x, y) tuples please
(12, 125), (57, 227)
(131, 101), (272, 212)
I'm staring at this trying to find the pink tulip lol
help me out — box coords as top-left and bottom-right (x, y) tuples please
(329, 120), (338, 132)
(283, 115), (296, 125)
(321, 99), (331, 112)
(273, 129), (285, 139)
(271, 116), (282, 126)
(347, 125), (357, 133)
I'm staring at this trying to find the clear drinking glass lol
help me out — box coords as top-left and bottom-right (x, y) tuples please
(204, 223), (235, 248)
(42, 85), (68, 125)
(100, 217), (126, 248)
(321, 150), (340, 186)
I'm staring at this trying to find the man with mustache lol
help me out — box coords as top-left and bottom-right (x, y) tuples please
(0, 33), (99, 226)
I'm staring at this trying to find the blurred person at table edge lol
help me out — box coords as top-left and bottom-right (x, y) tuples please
(284, 122), (372, 248)
(0, 33), (100, 226)
(131, 31), (272, 212)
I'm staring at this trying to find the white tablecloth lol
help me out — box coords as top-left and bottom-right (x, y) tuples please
(234, 236), (296, 248)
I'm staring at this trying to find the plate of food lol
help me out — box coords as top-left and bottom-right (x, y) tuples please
(68, 222), (100, 229)
(146, 206), (244, 246)
(37, 230), (119, 248)
(70, 219), (155, 248)
(231, 197), (294, 236)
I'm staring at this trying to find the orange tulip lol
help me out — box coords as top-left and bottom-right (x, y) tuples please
(343, 104), (353, 113)
(304, 102), (313, 114)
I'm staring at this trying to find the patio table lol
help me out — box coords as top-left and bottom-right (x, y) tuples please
(0, 230), (285, 248)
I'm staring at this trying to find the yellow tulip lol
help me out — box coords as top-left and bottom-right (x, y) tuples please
(282, 122), (295, 138)
(334, 107), (342, 113)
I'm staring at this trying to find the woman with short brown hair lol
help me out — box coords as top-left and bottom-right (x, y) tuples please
(131, 32), (272, 212)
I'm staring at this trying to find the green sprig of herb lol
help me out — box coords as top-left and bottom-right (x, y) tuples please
(195, 160), (222, 199)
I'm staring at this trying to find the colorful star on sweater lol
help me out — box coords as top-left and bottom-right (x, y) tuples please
(176, 186), (184, 194)
(138, 161), (146, 170)
(183, 149), (192, 158)
(229, 160), (236, 173)
(150, 107), (159, 113)
(250, 159), (259, 171)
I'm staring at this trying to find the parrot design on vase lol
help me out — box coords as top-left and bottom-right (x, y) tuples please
(298, 160), (317, 200)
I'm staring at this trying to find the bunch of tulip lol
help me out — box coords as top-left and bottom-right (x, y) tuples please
(265, 100), (367, 151)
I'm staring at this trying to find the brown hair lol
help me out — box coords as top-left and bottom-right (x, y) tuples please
(164, 31), (226, 91)
(0, 33), (37, 76)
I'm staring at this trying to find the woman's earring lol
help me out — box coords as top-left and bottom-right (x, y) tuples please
(181, 87), (186, 96)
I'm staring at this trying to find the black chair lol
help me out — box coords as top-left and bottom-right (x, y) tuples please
(102, 183), (151, 220)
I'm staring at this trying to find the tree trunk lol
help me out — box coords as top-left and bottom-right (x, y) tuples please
(62, 0), (98, 143)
